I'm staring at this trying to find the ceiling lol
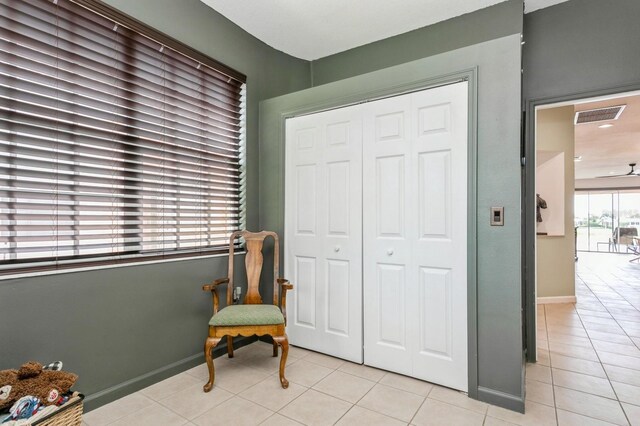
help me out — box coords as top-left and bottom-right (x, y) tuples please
(200, 0), (569, 60)
(574, 94), (640, 180)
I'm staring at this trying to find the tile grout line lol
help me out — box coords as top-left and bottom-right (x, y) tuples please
(545, 304), (560, 426)
(546, 308), (623, 423)
(576, 268), (633, 425)
(406, 381), (438, 425)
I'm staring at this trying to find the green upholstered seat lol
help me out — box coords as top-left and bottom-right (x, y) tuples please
(210, 304), (285, 327)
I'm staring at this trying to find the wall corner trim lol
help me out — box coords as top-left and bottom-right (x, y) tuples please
(477, 386), (525, 413)
(537, 296), (577, 304)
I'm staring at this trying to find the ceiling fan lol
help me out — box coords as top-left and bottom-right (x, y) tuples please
(596, 163), (640, 178)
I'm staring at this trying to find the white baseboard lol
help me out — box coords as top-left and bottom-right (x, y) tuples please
(537, 296), (577, 304)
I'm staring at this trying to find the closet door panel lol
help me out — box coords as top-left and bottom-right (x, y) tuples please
(410, 82), (468, 391)
(363, 94), (413, 374)
(285, 105), (363, 363)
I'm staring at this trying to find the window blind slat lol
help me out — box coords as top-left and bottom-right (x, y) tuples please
(0, 76), (242, 139)
(0, 0), (246, 271)
(1, 93), (242, 151)
(0, 5), (243, 100)
(2, 0), (244, 92)
(0, 59), (243, 133)
(0, 129), (242, 173)
(0, 39), (243, 122)
(0, 115), (242, 166)
(0, 30), (244, 116)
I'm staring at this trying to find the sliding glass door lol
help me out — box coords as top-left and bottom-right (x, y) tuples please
(575, 190), (640, 253)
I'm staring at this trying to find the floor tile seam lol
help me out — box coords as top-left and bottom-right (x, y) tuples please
(268, 406), (305, 425)
(618, 398), (640, 409)
(426, 392), (489, 415)
(83, 399), (151, 426)
(526, 375), (556, 386)
(309, 379), (373, 405)
(376, 379), (435, 399)
(245, 386), (308, 418)
(257, 367), (317, 388)
(524, 391), (555, 408)
(418, 394), (487, 424)
(594, 346), (640, 359)
(577, 277), (634, 426)
(407, 394), (429, 426)
(335, 365), (385, 383)
(597, 299), (640, 343)
(552, 382), (617, 401)
(589, 336), (637, 347)
(592, 272), (640, 315)
(547, 350), (599, 362)
(234, 389), (300, 414)
(354, 384), (421, 423)
(257, 412), (284, 425)
(330, 405), (352, 425)
(545, 304), (560, 426)
(154, 393), (211, 423)
(599, 272), (640, 304)
(299, 355), (344, 370)
(547, 356), (609, 378)
(350, 377), (378, 406)
(552, 403), (630, 426)
(481, 415), (516, 426)
(352, 378), (424, 423)
(596, 348), (640, 367)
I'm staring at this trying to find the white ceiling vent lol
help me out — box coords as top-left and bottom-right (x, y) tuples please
(574, 105), (626, 125)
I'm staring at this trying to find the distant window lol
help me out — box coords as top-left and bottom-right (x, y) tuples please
(0, 0), (246, 273)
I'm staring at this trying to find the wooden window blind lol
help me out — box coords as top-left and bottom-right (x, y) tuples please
(0, 0), (246, 273)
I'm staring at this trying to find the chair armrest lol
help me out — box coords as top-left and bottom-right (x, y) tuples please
(202, 278), (229, 315)
(277, 278), (294, 325)
(278, 278), (293, 291)
(202, 277), (230, 292)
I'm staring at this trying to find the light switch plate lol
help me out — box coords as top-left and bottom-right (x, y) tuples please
(490, 207), (504, 226)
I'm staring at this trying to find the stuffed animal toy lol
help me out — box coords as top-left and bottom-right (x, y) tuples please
(0, 362), (77, 411)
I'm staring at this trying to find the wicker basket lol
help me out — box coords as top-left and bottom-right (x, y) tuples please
(31, 392), (84, 426)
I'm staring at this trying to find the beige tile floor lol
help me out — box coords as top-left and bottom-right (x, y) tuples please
(84, 252), (640, 426)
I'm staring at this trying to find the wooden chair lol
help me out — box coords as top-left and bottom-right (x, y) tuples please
(202, 230), (293, 392)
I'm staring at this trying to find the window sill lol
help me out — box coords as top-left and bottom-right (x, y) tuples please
(0, 250), (246, 282)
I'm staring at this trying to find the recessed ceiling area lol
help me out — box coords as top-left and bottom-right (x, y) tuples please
(200, 0), (570, 60)
(574, 94), (640, 180)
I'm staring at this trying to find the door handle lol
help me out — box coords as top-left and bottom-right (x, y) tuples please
(334, 245), (341, 252)
(387, 248), (394, 256)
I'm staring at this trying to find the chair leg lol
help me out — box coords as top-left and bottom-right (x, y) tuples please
(227, 335), (234, 358)
(203, 337), (221, 392)
(272, 340), (278, 357)
(273, 335), (289, 389)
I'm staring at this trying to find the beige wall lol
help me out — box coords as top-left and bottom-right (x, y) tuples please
(536, 106), (576, 299)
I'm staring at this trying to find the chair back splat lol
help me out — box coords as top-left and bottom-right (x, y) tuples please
(228, 230), (280, 306)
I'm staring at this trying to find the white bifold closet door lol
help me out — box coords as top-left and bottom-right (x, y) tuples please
(284, 104), (364, 363)
(362, 82), (468, 391)
(284, 81), (468, 390)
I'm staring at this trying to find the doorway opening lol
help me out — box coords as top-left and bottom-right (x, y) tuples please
(524, 91), (640, 362)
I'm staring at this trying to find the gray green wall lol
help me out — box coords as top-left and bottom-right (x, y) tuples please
(310, 0), (523, 86)
(0, 0), (310, 411)
(259, 0), (525, 411)
(523, 0), (640, 102)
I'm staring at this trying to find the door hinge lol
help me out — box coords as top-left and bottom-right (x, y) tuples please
(521, 157), (526, 166)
